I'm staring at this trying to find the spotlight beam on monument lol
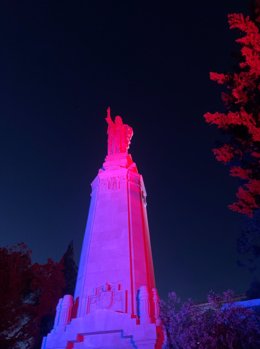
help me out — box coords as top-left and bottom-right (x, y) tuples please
(42, 108), (165, 349)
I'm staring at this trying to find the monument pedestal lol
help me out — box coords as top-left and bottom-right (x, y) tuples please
(42, 111), (165, 349)
(43, 310), (162, 349)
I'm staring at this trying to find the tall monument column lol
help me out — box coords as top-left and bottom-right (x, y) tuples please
(42, 108), (165, 349)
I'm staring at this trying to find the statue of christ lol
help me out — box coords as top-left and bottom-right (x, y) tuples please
(105, 107), (133, 155)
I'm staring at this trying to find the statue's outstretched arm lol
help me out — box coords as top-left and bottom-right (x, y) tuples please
(105, 106), (113, 125)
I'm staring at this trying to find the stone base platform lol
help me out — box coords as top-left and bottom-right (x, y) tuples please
(42, 310), (165, 349)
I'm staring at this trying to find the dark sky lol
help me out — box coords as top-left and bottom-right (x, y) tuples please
(0, 0), (254, 301)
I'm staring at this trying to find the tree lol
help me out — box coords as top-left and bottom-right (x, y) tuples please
(0, 243), (34, 349)
(204, 2), (260, 217)
(36, 241), (78, 347)
(61, 241), (78, 296)
(237, 210), (260, 299)
(31, 258), (65, 349)
(246, 280), (260, 299)
(160, 290), (260, 349)
(0, 243), (65, 349)
(237, 210), (260, 272)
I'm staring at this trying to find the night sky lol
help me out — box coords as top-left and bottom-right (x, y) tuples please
(0, 1), (253, 301)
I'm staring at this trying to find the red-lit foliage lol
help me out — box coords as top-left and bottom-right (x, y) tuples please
(0, 243), (33, 349)
(0, 243), (65, 349)
(31, 259), (65, 348)
(204, 5), (260, 217)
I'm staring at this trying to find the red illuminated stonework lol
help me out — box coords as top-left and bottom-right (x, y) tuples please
(42, 109), (165, 349)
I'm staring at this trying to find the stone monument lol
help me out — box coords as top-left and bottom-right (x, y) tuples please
(41, 108), (165, 349)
